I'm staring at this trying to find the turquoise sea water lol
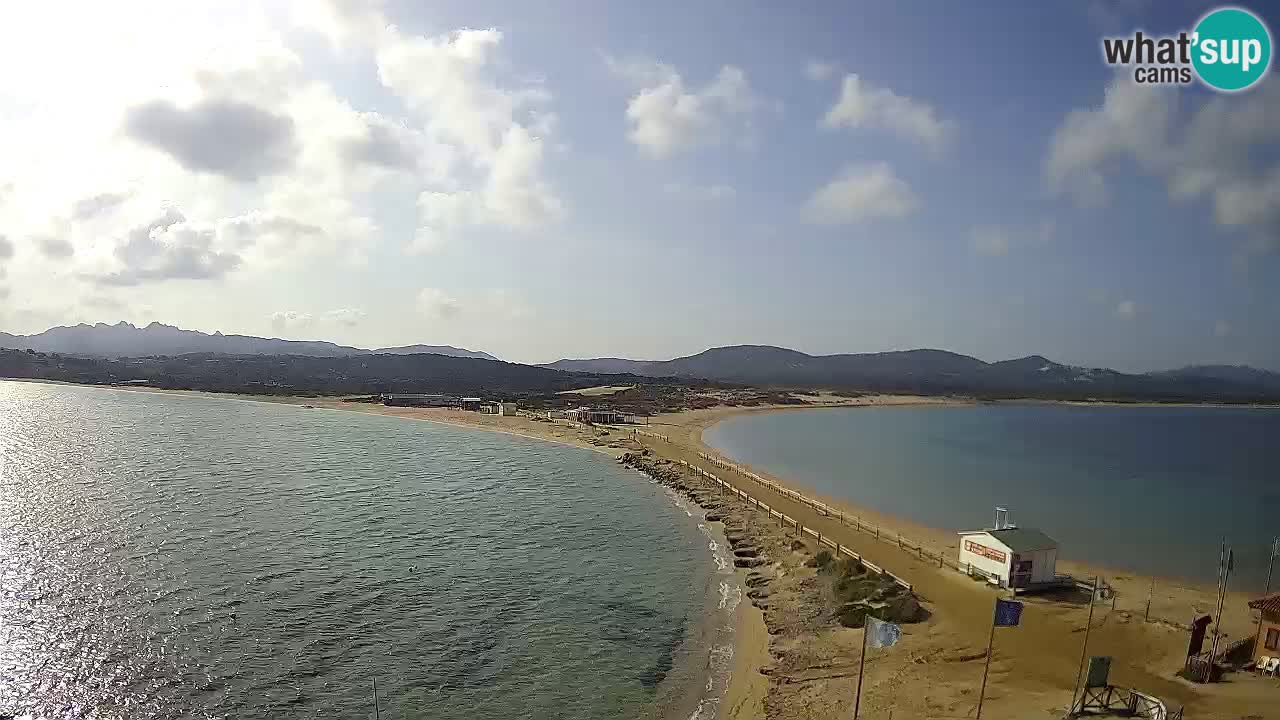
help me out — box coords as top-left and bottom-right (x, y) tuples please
(0, 381), (735, 719)
(705, 403), (1280, 589)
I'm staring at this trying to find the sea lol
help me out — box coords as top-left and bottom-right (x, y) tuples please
(704, 403), (1280, 590)
(0, 381), (739, 720)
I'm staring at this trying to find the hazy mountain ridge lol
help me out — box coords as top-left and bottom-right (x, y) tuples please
(544, 345), (1279, 400)
(0, 322), (498, 361)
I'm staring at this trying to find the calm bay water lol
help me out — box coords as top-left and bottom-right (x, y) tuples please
(0, 381), (735, 719)
(705, 403), (1280, 589)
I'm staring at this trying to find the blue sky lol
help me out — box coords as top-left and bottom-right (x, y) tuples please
(0, 0), (1276, 370)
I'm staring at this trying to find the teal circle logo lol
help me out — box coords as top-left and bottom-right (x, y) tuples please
(1192, 7), (1272, 91)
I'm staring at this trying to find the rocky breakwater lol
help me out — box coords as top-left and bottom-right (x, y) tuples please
(619, 452), (929, 718)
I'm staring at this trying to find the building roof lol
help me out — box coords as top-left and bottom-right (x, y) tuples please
(976, 527), (1058, 552)
(1249, 593), (1280, 613)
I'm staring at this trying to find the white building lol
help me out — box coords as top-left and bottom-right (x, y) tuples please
(497, 402), (518, 416)
(958, 524), (1059, 590)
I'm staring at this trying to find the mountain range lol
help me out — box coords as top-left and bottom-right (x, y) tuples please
(3, 323), (1278, 401)
(543, 345), (1280, 400)
(0, 322), (498, 361)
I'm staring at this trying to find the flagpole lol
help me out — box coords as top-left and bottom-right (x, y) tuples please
(976, 598), (999, 719)
(854, 620), (868, 720)
(1071, 576), (1099, 712)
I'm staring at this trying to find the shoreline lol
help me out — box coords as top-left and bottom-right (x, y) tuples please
(5, 378), (1275, 717)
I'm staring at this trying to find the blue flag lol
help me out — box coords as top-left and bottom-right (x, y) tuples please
(994, 599), (1023, 627)
(865, 615), (902, 648)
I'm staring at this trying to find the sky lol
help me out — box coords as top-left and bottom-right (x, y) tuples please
(0, 0), (1277, 371)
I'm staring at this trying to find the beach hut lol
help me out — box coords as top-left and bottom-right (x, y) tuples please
(496, 402), (518, 416)
(958, 509), (1058, 589)
(1249, 593), (1280, 664)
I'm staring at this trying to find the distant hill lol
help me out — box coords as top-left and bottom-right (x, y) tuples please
(544, 345), (1280, 401)
(1149, 364), (1280, 391)
(373, 344), (499, 361)
(0, 322), (499, 361)
(0, 348), (666, 397)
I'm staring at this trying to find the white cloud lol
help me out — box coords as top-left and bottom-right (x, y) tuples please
(1047, 75), (1280, 251)
(823, 74), (948, 150)
(124, 99), (299, 182)
(0, 235), (13, 261)
(376, 27), (564, 250)
(323, 308), (367, 326)
(805, 163), (918, 225)
(610, 59), (763, 157)
(1115, 300), (1138, 319)
(35, 235), (75, 259)
(91, 208), (242, 286)
(416, 287), (461, 319)
(269, 310), (314, 332)
(805, 60), (836, 81)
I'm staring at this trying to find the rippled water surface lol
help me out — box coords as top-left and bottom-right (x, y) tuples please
(0, 381), (725, 719)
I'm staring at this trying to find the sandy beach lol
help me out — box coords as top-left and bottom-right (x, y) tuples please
(12, 380), (1274, 718)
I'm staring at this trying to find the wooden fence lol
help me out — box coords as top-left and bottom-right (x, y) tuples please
(693, 451), (968, 579)
(669, 457), (913, 592)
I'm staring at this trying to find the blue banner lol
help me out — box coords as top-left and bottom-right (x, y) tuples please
(994, 599), (1023, 627)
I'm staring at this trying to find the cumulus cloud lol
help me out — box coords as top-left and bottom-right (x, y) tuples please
(610, 59), (763, 157)
(35, 235), (74, 259)
(124, 99), (299, 182)
(71, 191), (131, 221)
(1047, 76), (1280, 250)
(1115, 300), (1138, 319)
(416, 287), (461, 319)
(91, 208), (241, 286)
(376, 27), (563, 249)
(339, 112), (422, 172)
(269, 310), (314, 332)
(323, 307), (367, 326)
(823, 74), (948, 150)
(411, 125), (563, 252)
(805, 163), (918, 225)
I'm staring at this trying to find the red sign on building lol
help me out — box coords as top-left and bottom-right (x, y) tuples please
(965, 539), (1007, 564)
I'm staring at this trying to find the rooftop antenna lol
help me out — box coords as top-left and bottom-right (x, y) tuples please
(994, 506), (1010, 530)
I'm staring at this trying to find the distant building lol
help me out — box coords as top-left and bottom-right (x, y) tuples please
(1249, 593), (1280, 662)
(958, 509), (1058, 589)
(460, 397), (483, 411)
(381, 393), (457, 407)
(567, 406), (626, 424)
(497, 401), (518, 416)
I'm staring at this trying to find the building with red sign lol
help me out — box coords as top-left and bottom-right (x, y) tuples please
(958, 526), (1059, 589)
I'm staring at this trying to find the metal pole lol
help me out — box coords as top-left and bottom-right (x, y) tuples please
(853, 621), (868, 720)
(1071, 577), (1099, 712)
(1205, 549), (1233, 682)
(976, 599), (999, 719)
(1144, 576), (1155, 623)
(1255, 538), (1278, 659)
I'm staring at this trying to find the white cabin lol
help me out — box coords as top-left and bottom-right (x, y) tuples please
(958, 527), (1059, 589)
